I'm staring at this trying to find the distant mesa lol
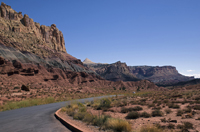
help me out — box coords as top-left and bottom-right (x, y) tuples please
(84, 61), (194, 86)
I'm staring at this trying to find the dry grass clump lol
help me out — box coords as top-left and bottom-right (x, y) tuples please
(105, 118), (132, 132)
(139, 125), (163, 132)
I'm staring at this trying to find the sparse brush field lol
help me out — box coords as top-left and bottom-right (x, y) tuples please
(61, 90), (200, 132)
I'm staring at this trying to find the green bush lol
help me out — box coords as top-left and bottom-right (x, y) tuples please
(126, 111), (140, 119)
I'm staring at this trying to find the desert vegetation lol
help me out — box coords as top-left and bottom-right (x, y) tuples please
(60, 89), (200, 132)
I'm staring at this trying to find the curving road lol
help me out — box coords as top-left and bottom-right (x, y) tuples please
(0, 95), (115, 132)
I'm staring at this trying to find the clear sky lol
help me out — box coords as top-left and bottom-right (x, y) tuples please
(2, 0), (200, 78)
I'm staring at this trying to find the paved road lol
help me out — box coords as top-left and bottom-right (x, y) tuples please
(0, 95), (115, 132)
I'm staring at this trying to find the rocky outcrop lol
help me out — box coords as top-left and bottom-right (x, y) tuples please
(129, 66), (194, 86)
(84, 59), (194, 86)
(0, 2), (66, 57)
(84, 61), (139, 82)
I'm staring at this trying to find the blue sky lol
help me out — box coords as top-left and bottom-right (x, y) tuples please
(2, 0), (200, 78)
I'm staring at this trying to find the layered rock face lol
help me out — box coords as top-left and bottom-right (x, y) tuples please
(0, 2), (66, 57)
(84, 61), (139, 82)
(84, 59), (194, 86)
(129, 66), (194, 86)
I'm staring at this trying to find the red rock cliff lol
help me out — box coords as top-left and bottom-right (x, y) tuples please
(0, 2), (66, 57)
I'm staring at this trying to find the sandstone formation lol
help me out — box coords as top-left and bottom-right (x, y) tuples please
(84, 61), (139, 82)
(129, 66), (194, 86)
(0, 2), (66, 58)
(84, 59), (194, 86)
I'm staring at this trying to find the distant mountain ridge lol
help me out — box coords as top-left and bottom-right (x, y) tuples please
(84, 58), (194, 86)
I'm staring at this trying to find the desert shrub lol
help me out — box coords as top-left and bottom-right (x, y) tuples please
(153, 99), (158, 104)
(167, 123), (175, 129)
(183, 122), (193, 129)
(152, 106), (161, 110)
(126, 111), (140, 119)
(163, 99), (169, 104)
(140, 98), (147, 102)
(93, 115), (110, 127)
(83, 113), (94, 123)
(183, 108), (192, 113)
(148, 103), (155, 108)
(160, 118), (167, 123)
(60, 107), (67, 112)
(131, 106), (143, 111)
(105, 118), (132, 132)
(176, 110), (183, 116)
(194, 96), (200, 101)
(78, 106), (87, 112)
(121, 106), (143, 113)
(122, 87), (126, 91)
(73, 112), (86, 120)
(176, 124), (184, 129)
(165, 108), (172, 114)
(168, 103), (180, 109)
(193, 105), (200, 110)
(14, 87), (20, 89)
(121, 107), (129, 113)
(139, 125), (163, 132)
(97, 98), (111, 110)
(151, 110), (162, 117)
(66, 107), (75, 116)
(122, 99), (128, 106)
(140, 111), (151, 118)
(129, 100), (137, 105)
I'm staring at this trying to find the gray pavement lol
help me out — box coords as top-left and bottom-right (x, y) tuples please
(0, 95), (115, 132)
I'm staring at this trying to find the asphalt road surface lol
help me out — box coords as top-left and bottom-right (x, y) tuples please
(0, 95), (115, 132)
